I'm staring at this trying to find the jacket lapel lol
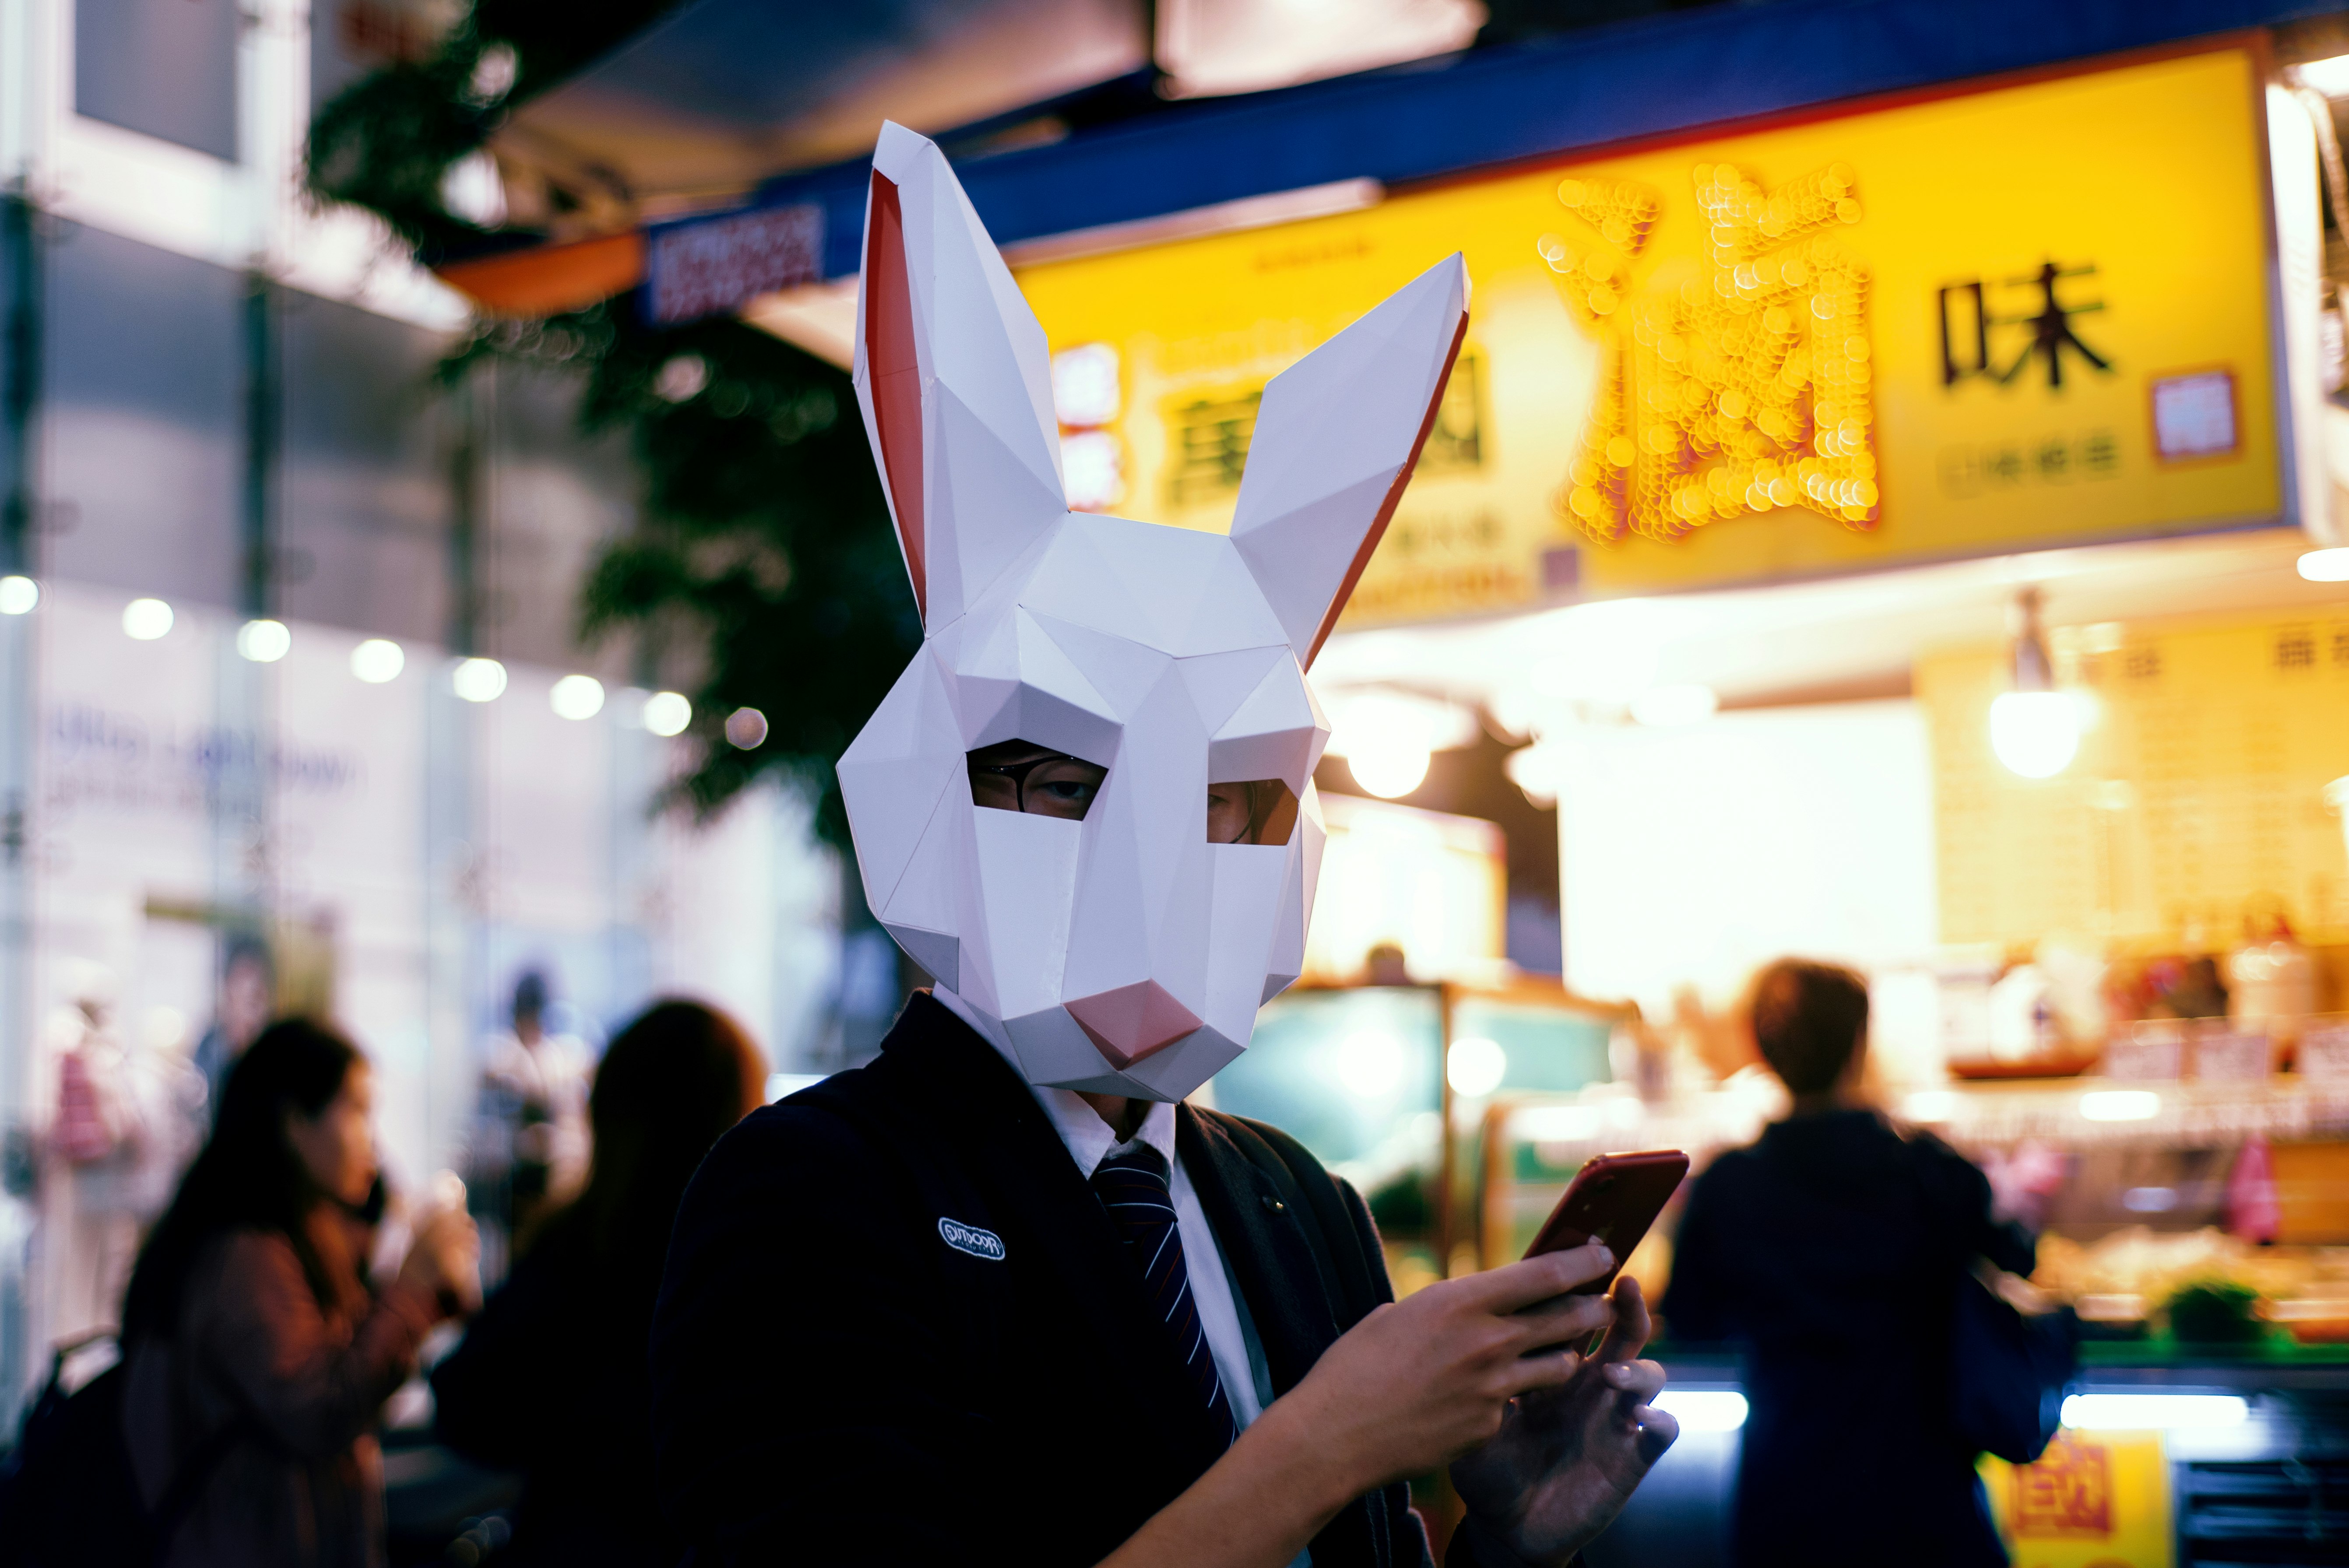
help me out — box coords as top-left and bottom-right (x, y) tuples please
(880, 995), (1235, 1477)
(1180, 1106), (1401, 1567)
(1175, 1106), (1346, 1399)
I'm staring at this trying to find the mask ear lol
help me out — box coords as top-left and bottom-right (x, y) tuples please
(853, 121), (1068, 631)
(1229, 254), (1468, 667)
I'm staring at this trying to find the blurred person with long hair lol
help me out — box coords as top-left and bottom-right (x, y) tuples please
(431, 1000), (765, 1567)
(1662, 960), (2035, 1568)
(119, 1019), (480, 1568)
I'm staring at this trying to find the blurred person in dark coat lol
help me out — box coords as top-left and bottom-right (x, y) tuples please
(120, 1020), (480, 1568)
(1663, 959), (2036, 1568)
(432, 1000), (765, 1567)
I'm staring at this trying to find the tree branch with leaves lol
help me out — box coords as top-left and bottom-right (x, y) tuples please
(306, 8), (917, 842)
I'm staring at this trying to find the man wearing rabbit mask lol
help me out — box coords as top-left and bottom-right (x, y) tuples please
(651, 124), (1679, 1568)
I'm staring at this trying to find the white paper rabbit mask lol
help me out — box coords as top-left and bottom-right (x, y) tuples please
(840, 122), (1467, 1101)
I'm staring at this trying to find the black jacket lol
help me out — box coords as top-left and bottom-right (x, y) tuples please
(1662, 1109), (2036, 1568)
(432, 1219), (670, 1566)
(650, 992), (1445, 1566)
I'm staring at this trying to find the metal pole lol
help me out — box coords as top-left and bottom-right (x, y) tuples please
(425, 365), (478, 1187)
(0, 181), (41, 1428)
(240, 272), (277, 620)
(446, 367), (476, 658)
(211, 270), (277, 992)
(1, 188), (36, 577)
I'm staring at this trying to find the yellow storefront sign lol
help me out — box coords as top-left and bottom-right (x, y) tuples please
(1015, 44), (2282, 623)
(1981, 1430), (2173, 1568)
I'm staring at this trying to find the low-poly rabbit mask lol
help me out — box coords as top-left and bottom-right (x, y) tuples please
(840, 123), (1467, 1102)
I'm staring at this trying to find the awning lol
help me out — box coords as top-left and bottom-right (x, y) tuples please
(434, 231), (646, 318)
(494, 0), (1153, 199)
(440, 0), (2345, 347)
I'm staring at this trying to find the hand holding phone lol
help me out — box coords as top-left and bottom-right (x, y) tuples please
(1523, 1149), (1690, 1296)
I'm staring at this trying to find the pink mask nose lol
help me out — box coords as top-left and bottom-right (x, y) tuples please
(1064, 981), (1203, 1070)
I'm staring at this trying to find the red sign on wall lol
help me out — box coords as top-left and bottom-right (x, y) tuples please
(2011, 1434), (2115, 1537)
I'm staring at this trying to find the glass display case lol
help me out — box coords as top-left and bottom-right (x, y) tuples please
(1474, 1072), (2349, 1568)
(1208, 977), (1626, 1291)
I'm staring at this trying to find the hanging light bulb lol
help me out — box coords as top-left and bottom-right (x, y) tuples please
(1988, 587), (2079, 779)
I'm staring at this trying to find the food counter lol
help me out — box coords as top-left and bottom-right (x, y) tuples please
(1587, 1344), (2349, 1568)
(1208, 977), (1628, 1292)
(1479, 1072), (2349, 1568)
(1213, 980), (2349, 1563)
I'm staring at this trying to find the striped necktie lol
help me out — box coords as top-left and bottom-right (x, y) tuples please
(1090, 1143), (1239, 1446)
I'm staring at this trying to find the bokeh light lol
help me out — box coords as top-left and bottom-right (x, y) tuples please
(643, 690), (692, 737)
(551, 674), (605, 720)
(351, 639), (405, 683)
(453, 657), (508, 703)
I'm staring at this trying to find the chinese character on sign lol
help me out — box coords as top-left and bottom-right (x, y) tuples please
(1540, 161), (1878, 545)
(1164, 391), (1262, 506)
(1935, 431), (2120, 499)
(1939, 262), (2113, 391)
(2009, 1434), (2113, 1537)
(648, 204), (825, 325)
(1389, 509), (1502, 558)
(1420, 352), (1485, 473)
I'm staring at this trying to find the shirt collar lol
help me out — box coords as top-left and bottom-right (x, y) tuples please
(929, 985), (1178, 1179)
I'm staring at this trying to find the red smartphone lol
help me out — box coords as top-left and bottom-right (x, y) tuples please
(1523, 1149), (1691, 1296)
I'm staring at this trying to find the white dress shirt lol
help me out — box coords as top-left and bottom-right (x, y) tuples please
(930, 987), (1265, 1427)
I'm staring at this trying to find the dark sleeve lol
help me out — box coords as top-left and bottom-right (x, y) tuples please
(1333, 1173), (1398, 1311)
(1968, 1172), (2039, 1278)
(1984, 1218), (2037, 1278)
(651, 1103), (991, 1565)
(1334, 1172), (1444, 1567)
(1657, 1163), (1735, 1344)
(1223, 1120), (1431, 1568)
(429, 1248), (566, 1470)
(1918, 1133), (2037, 1277)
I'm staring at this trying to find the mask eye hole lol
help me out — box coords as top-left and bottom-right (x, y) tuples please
(1207, 780), (1299, 845)
(968, 741), (1107, 821)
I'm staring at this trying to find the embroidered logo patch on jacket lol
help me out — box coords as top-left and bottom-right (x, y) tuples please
(938, 1217), (1006, 1260)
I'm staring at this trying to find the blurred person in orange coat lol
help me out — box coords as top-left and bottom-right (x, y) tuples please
(119, 1020), (479, 1568)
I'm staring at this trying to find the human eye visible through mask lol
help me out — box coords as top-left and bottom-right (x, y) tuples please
(1208, 780), (1300, 846)
(969, 743), (1297, 842)
(967, 742), (1107, 821)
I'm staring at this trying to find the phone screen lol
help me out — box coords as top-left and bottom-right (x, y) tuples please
(1523, 1149), (1691, 1296)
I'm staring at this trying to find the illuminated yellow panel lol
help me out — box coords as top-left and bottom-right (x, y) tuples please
(1919, 605), (2349, 949)
(1014, 46), (2280, 615)
(1980, 1431), (2173, 1568)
